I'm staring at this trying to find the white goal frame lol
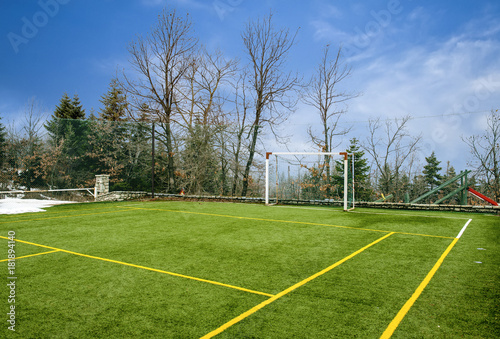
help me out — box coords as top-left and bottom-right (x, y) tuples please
(265, 152), (354, 211)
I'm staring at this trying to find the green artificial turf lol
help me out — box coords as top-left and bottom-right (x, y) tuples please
(0, 200), (498, 338)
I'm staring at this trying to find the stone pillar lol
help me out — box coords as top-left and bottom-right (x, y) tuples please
(95, 175), (110, 197)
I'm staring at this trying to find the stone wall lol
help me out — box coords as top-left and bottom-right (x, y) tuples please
(96, 191), (148, 202)
(93, 191), (499, 214)
(354, 201), (500, 214)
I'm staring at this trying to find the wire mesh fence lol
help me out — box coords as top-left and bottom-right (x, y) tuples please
(266, 153), (354, 209)
(0, 118), (266, 200)
(2, 116), (496, 207)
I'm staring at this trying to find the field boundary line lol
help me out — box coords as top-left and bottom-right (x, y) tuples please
(201, 232), (395, 339)
(0, 236), (273, 298)
(0, 209), (134, 225)
(393, 231), (452, 239)
(349, 210), (470, 220)
(272, 205), (470, 220)
(124, 206), (452, 239)
(380, 219), (472, 338)
(0, 249), (60, 262)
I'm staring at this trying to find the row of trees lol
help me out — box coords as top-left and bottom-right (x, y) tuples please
(0, 97), (150, 192)
(0, 8), (498, 204)
(272, 108), (498, 205)
(1, 100), (497, 204)
(272, 137), (477, 205)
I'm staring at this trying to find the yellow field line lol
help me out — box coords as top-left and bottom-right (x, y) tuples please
(379, 238), (458, 338)
(124, 206), (454, 239)
(349, 210), (471, 220)
(273, 205), (471, 220)
(0, 209), (133, 225)
(380, 219), (472, 338)
(201, 232), (395, 338)
(0, 250), (60, 262)
(394, 231), (452, 239)
(0, 236), (273, 298)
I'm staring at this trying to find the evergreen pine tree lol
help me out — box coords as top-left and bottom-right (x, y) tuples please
(99, 79), (128, 121)
(333, 138), (373, 201)
(422, 151), (442, 203)
(423, 151), (442, 190)
(442, 162), (459, 204)
(46, 93), (87, 142)
(400, 173), (411, 202)
(54, 93), (74, 119)
(70, 94), (85, 119)
(410, 174), (427, 200)
(44, 93), (89, 187)
(378, 163), (393, 196)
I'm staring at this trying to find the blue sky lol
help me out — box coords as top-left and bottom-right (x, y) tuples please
(1, 0), (499, 172)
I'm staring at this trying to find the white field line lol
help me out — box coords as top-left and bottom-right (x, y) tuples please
(380, 219), (472, 338)
(456, 219), (472, 239)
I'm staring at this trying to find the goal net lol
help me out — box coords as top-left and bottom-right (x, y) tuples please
(265, 152), (355, 211)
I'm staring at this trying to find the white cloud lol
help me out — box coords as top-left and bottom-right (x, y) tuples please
(343, 33), (500, 168)
(89, 56), (129, 76)
(323, 4), (342, 19)
(290, 6), (500, 169)
(462, 12), (500, 39)
(311, 20), (354, 44)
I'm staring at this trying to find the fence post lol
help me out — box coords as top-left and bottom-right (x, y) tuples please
(151, 122), (155, 199)
(460, 171), (468, 205)
(95, 175), (110, 200)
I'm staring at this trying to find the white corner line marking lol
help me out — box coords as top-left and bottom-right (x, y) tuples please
(456, 219), (472, 239)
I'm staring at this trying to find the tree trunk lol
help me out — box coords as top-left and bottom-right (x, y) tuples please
(241, 125), (259, 196)
(164, 122), (176, 193)
(231, 126), (245, 196)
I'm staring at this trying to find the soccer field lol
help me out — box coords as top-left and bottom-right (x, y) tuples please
(1, 200), (498, 338)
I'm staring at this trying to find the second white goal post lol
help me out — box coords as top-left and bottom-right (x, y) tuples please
(265, 152), (355, 211)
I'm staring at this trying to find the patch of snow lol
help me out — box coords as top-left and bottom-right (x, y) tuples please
(0, 198), (75, 215)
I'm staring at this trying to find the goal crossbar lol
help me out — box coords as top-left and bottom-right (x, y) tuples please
(265, 152), (353, 211)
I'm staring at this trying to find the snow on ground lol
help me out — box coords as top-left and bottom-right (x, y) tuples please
(0, 198), (75, 215)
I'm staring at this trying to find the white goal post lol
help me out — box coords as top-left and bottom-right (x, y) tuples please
(265, 152), (354, 211)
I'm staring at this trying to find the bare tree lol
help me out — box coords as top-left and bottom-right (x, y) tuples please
(304, 45), (358, 195)
(230, 71), (251, 196)
(240, 12), (301, 196)
(175, 48), (237, 194)
(364, 115), (421, 199)
(178, 48), (237, 129)
(11, 98), (46, 189)
(22, 98), (46, 149)
(122, 9), (198, 192)
(464, 109), (500, 201)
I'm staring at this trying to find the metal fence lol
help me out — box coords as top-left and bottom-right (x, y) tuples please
(0, 118), (265, 199)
